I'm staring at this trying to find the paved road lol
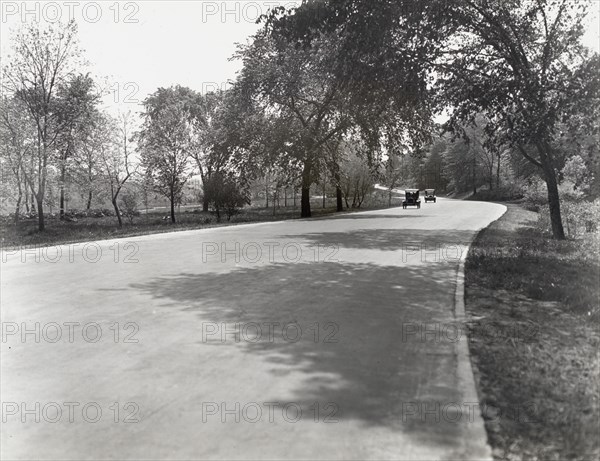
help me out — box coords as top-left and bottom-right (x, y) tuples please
(1, 199), (506, 460)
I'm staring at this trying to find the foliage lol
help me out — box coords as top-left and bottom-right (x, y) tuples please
(120, 189), (140, 224)
(138, 86), (195, 223)
(203, 172), (250, 222)
(338, 143), (377, 209)
(437, 0), (600, 238)
(1, 20), (85, 231)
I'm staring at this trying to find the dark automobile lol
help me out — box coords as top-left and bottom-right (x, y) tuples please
(402, 189), (421, 209)
(424, 189), (436, 203)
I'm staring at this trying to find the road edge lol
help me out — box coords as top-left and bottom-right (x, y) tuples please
(453, 204), (508, 460)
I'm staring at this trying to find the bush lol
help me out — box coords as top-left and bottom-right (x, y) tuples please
(204, 173), (249, 222)
(64, 208), (115, 219)
(120, 190), (140, 224)
(469, 184), (525, 202)
(523, 177), (548, 211)
(537, 199), (600, 238)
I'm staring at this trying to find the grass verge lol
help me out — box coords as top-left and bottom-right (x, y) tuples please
(0, 201), (397, 249)
(465, 204), (599, 460)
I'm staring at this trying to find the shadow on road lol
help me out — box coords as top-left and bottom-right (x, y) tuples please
(279, 229), (475, 252)
(129, 227), (479, 452)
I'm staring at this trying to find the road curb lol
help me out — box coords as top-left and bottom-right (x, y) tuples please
(453, 205), (508, 460)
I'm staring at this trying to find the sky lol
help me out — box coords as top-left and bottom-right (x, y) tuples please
(0, 1), (302, 113)
(1, 0), (599, 116)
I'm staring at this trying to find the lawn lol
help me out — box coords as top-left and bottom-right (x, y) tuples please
(465, 204), (599, 461)
(0, 196), (401, 249)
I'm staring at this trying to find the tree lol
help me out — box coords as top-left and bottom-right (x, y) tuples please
(237, 27), (358, 218)
(185, 90), (224, 212)
(54, 73), (100, 219)
(120, 189), (139, 225)
(73, 111), (104, 210)
(2, 21), (83, 231)
(340, 154), (376, 209)
(0, 96), (35, 222)
(138, 86), (195, 223)
(437, 0), (600, 238)
(204, 172), (250, 222)
(99, 112), (137, 228)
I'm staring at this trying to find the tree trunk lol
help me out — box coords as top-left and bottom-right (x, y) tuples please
(301, 161), (312, 218)
(322, 182), (326, 209)
(489, 155), (494, 191)
(540, 155), (565, 239)
(59, 165), (66, 219)
(113, 199), (123, 228)
(14, 191), (22, 225)
(472, 155), (477, 195)
(14, 177), (23, 224)
(496, 153), (501, 189)
(333, 168), (343, 212)
(36, 197), (44, 231)
(170, 188), (176, 223)
(87, 190), (93, 210)
(336, 185), (343, 212)
(265, 182), (269, 209)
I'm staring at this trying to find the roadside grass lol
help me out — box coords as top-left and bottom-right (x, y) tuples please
(465, 204), (600, 461)
(0, 198), (400, 249)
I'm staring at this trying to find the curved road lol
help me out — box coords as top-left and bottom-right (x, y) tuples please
(1, 199), (506, 460)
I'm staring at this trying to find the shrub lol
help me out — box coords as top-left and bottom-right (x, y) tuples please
(523, 177), (548, 211)
(469, 184), (525, 202)
(204, 173), (250, 222)
(120, 190), (140, 224)
(537, 199), (600, 238)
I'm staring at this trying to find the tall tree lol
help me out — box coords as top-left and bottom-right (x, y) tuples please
(0, 96), (35, 222)
(98, 111), (137, 228)
(1, 21), (83, 231)
(54, 73), (100, 218)
(437, 0), (600, 238)
(138, 86), (194, 223)
(237, 28), (358, 217)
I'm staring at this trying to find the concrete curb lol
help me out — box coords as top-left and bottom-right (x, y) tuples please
(453, 204), (508, 460)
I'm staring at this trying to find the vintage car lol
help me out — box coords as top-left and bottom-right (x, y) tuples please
(424, 189), (437, 203)
(402, 189), (421, 209)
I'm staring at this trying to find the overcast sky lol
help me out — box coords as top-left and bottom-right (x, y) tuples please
(1, 0), (599, 116)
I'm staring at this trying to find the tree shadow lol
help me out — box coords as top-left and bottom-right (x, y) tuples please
(129, 227), (483, 451)
(278, 228), (476, 253)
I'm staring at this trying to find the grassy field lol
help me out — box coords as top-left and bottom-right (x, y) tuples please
(0, 197), (401, 249)
(465, 204), (599, 461)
